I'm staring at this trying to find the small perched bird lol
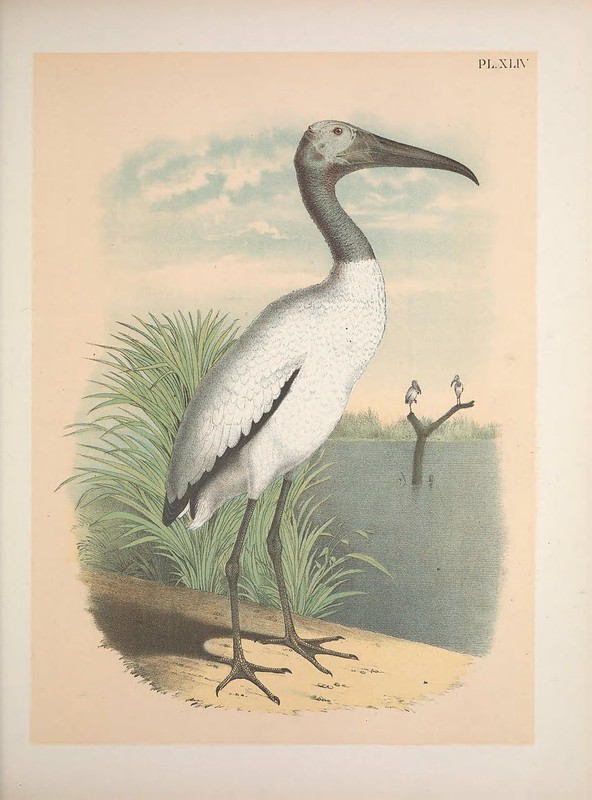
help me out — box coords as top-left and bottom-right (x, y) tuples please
(162, 120), (477, 705)
(451, 374), (463, 405)
(405, 380), (422, 411)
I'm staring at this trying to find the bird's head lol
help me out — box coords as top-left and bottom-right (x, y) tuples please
(295, 120), (479, 186)
(452, 374), (460, 382)
(411, 380), (421, 391)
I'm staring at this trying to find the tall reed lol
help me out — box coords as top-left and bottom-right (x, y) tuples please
(63, 311), (389, 618)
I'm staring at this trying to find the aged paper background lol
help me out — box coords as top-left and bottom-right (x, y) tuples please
(30, 50), (536, 744)
(1, 0), (590, 797)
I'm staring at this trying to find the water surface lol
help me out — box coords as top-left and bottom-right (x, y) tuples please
(316, 440), (503, 656)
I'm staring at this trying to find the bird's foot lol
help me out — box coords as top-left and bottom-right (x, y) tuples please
(257, 632), (357, 676)
(215, 653), (290, 705)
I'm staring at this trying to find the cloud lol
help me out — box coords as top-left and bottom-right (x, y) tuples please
(347, 204), (446, 232)
(240, 220), (288, 240)
(144, 166), (212, 204)
(102, 126), (489, 271)
(360, 168), (428, 191)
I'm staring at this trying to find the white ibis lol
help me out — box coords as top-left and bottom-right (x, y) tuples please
(451, 374), (464, 405)
(405, 379), (422, 412)
(163, 120), (478, 703)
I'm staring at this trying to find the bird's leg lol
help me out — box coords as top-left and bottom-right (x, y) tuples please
(258, 477), (358, 676)
(216, 497), (290, 705)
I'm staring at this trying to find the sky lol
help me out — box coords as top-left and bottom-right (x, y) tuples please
(34, 53), (535, 424)
(102, 127), (488, 274)
(101, 123), (494, 420)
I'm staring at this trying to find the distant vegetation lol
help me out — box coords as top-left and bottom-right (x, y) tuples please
(331, 408), (499, 442)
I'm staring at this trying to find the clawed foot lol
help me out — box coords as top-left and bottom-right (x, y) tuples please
(257, 632), (358, 675)
(216, 654), (291, 705)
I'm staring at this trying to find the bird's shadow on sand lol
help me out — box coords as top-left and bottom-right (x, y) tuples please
(87, 589), (259, 664)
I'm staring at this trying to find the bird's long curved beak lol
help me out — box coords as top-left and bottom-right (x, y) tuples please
(348, 129), (479, 185)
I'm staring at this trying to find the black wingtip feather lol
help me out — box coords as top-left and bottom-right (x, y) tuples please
(162, 477), (197, 526)
(162, 494), (188, 526)
(162, 365), (302, 529)
(162, 501), (177, 527)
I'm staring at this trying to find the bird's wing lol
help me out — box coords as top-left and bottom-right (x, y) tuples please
(164, 297), (309, 521)
(404, 388), (413, 404)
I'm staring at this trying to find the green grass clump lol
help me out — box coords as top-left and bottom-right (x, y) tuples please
(331, 408), (499, 442)
(63, 310), (389, 619)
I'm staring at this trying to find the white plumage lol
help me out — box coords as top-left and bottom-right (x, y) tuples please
(161, 119), (477, 704)
(451, 374), (463, 405)
(166, 259), (386, 528)
(405, 379), (422, 409)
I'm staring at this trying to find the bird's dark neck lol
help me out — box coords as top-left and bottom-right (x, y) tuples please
(297, 168), (375, 264)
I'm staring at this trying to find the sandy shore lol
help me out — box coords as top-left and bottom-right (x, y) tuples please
(83, 570), (473, 715)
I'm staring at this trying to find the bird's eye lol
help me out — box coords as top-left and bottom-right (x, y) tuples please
(333, 126), (343, 136)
